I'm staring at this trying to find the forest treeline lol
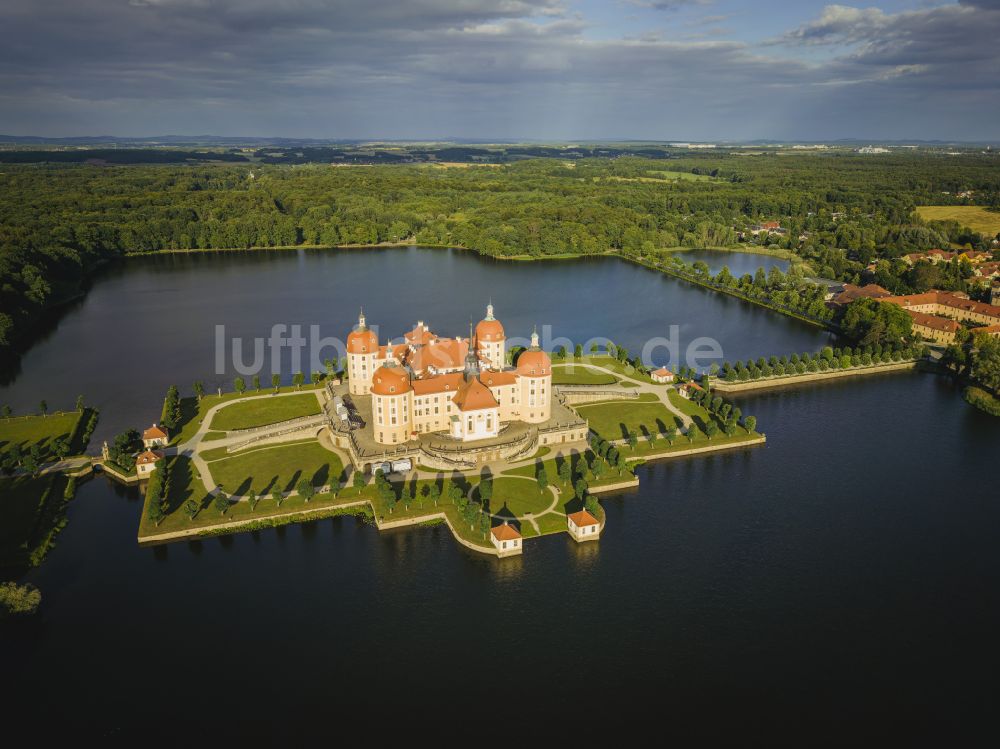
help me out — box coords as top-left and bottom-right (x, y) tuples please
(1, 152), (999, 350)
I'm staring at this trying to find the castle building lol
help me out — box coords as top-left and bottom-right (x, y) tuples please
(346, 305), (552, 445)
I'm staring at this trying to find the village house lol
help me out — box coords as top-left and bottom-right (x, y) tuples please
(491, 521), (523, 557)
(567, 510), (601, 542)
(830, 283), (892, 307)
(136, 449), (164, 477)
(902, 249), (991, 266)
(142, 423), (169, 448)
(650, 367), (675, 384)
(677, 382), (703, 400)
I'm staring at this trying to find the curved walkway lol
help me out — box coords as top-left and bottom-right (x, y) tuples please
(554, 361), (693, 430)
(175, 389), (328, 496)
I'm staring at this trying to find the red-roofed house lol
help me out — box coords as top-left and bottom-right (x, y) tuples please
(490, 521), (522, 557)
(142, 424), (168, 448)
(650, 367), (675, 384)
(567, 510), (601, 542)
(136, 449), (164, 477)
(677, 382), (703, 400)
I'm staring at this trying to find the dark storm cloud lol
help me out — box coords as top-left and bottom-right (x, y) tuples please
(0, 1), (998, 139)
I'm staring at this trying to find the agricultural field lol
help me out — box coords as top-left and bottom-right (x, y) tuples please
(916, 206), (1000, 237)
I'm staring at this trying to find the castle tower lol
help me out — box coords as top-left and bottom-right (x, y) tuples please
(475, 301), (506, 370)
(346, 309), (379, 396)
(516, 326), (552, 423)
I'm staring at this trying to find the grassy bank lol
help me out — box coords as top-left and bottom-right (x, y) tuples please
(170, 383), (325, 445)
(209, 391), (321, 431)
(0, 409), (90, 461)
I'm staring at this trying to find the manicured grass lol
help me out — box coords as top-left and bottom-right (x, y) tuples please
(916, 206), (1000, 236)
(209, 392), (321, 432)
(171, 384), (324, 445)
(0, 411), (85, 461)
(576, 399), (680, 440)
(138, 455), (365, 537)
(0, 474), (69, 568)
(579, 356), (654, 383)
(477, 476), (553, 519)
(204, 441), (344, 496)
(504, 450), (632, 491)
(551, 364), (619, 386)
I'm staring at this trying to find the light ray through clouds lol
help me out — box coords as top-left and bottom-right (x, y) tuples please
(0, 0), (997, 140)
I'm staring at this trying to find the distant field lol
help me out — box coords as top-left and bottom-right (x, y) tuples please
(916, 206), (1000, 236)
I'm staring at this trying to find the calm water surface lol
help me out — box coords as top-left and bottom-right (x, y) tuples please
(1, 248), (998, 740)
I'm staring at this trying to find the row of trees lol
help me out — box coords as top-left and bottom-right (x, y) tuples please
(716, 342), (920, 382)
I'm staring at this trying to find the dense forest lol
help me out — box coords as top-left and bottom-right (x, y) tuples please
(1, 149), (999, 351)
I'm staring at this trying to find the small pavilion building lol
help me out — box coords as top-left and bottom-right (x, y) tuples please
(567, 510), (601, 542)
(491, 521), (523, 557)
(136, 449), (164, 477)
(142, 424), (169, 448)
(651, 367), (675, 384)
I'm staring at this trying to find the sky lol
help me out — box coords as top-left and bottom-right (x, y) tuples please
(1, 0), (998, 141)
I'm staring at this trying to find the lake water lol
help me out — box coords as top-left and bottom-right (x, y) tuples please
(2, 247), (998, 740)
(675, 248), (789, 276)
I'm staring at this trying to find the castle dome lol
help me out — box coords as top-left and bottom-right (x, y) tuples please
(371, 365), (412, 395)
(347, 328), (378, 354)
(516, 350), (551, 377)
(347, 309), (378, 354)
(516, 326), (551, 377)
(475, 303), (505, 342)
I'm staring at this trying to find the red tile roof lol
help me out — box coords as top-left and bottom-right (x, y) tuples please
(491, 522), (521, 541)
(452, 377), (500, 412)
(411, 372), (465, 395)
(136, 449), (164, 465)
(143, 424), (168, 440)
(568, 510), (599, 528)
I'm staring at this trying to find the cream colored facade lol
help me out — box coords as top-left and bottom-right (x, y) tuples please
(567, 511), (601, 542)
(346, 306), (552, 445)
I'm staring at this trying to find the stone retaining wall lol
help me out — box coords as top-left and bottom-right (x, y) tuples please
(712, 361), (918, 393)
(588, 478), (641, 494)
(561, 389), (640, 405)
(630, 435), (766, 461)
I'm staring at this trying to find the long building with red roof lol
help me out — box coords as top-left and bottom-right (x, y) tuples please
(878, 290), (1000, 344)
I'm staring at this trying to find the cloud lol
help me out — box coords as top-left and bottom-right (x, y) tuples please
(0, 0), (998, 140)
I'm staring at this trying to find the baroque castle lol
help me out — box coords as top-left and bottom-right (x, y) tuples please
(346, 305), (553, 445)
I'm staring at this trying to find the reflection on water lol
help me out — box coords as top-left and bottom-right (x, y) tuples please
(1, 247), (998, 737)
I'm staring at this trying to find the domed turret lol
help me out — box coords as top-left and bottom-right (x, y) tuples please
(475, 302), (506, 371)
(347, 309), (378, 354)
(516, 327), (551, 377)
(475, 302), (505, 343)
(371, 364), (412, 395)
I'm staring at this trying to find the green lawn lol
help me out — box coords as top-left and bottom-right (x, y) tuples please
(209, 392), (321, 432)
(0, 410), (87, 461)
(504, 450), (632, 490)
(916, 206), (1000, 236)
(578, 356), (654, 383)
(0, 474), (69, 568)
(204, 440), (345, 496)
(138, 455), (367, 537)
(171, 383), (324, 445)
(576, 399), (680, 440)
(475, 476), (553, 519)
(552, 364), (619, 386)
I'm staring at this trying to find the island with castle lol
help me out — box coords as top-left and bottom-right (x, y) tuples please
(134, 304), (764, 557)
